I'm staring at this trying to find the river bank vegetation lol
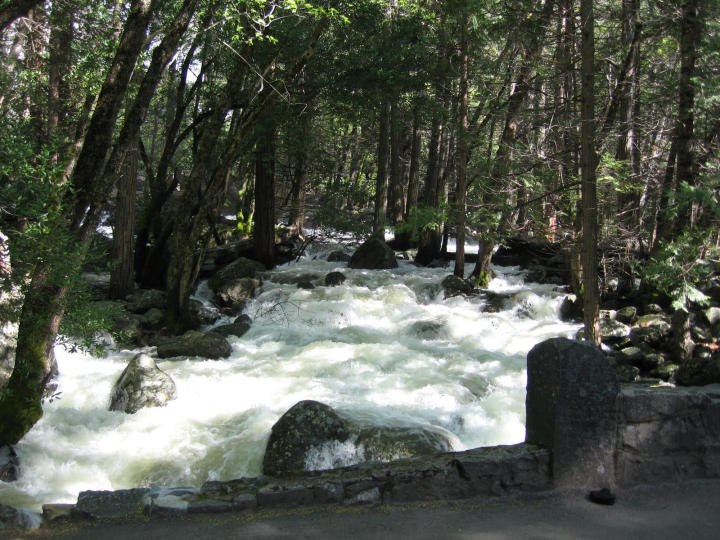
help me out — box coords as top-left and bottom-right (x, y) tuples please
(1, 0), (719, 453)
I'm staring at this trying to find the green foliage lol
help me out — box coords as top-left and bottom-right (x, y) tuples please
(313, 196), (371, 240)
(394, 205), (449, 241)
(642, 230), (719, 311)
(58, 281), (126, 356)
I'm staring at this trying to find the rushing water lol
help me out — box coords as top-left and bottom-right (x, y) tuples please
(0, 242), (579, 511)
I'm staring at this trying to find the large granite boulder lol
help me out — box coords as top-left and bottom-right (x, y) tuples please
(156, 330), (232, 359)
(126, 289), (167, 314)
(348, 237), (398, 270)
(356, 426), (453, 462)
(526, 338), (619, 489)
(263, 400), (351, 476)
(263, 400), (455, 476)
(210, 257), (265, 292)
(214, 277), (261, 311)
(598, 317), (632, 345)
(109, 354), (177, 414)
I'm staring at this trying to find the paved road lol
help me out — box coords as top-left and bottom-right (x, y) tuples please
(7, 479), (720, 539)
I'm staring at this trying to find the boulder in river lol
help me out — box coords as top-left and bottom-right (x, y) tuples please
(324, 271), (346, 287)
(441, 275), (474, 298)
(327, 250), (351, 263)
(263, 400), (456, 476)
(212, 315), (252, 338)
(109, 353), (177, 414)
(214, 277), (261, 311)
(210, 257), (266, 292)
(156, 330), (232, 359)
(348, 237), (398, 270)
(356, 426), (453, 462)
(263, 400), (351, 476)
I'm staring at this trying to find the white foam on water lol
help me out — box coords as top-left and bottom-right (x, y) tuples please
(0, 250), (580, 511)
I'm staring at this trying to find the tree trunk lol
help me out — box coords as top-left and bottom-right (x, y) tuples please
(373, 99), (391, 235)
(415, 114), (443, 265)
(388, 99), (404, 227)
(674, 0), (699, 230)
(254, 119), (277, 269)
(581, 0), (600, 345)
(405, 104), (422, 219)
(109, 137), (139, 299)
(288, 113), (311, 234)
(47, 1), (73, 146)
(455, 18), (469, 278)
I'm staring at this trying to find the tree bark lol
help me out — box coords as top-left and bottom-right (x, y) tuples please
(674, 0), (699, 230)
(109, 137), (139, 299)
(373, 99), (391, 235)
(388, 99), (404, 227)
(455, 17), (469, 278)
(581, 0), (600, 345)
(254, 119), (277, 269)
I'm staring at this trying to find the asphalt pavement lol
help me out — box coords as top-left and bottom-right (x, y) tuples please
(5, 479), (720, 539)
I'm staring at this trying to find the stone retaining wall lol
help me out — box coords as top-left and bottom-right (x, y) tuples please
(617, 384), (720, 486)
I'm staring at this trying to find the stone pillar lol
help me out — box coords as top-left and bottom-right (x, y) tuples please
(526, 337), (619, 489)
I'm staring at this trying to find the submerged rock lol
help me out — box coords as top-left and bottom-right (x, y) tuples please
(324, 271), (346, 287)
(348, 237), (398, 270)
(109, 353), (177, 414)
(156, 330), (232, 359)
(408, 320), (447, 339)
(212, 315), (252, 338)
(327, 250), (352, 262)
(441, 275), (474, 298)
(0, 504), (40, 530)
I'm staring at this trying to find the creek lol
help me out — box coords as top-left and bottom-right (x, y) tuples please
(0, 241), (579, 511)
